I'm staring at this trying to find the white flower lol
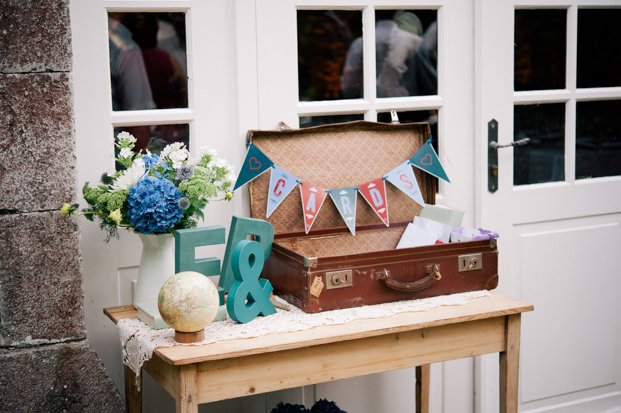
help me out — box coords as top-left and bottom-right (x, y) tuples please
(111, 163), (145, 192)
(169, 148), (189, 169)
(199, 146), (217, 158)
(160, 142), (185, 159)
(215, 158), (228, 168)
(119, 147), (133, 159)
(133, 158), (145, 169)
(225, 173), (237, 183)
(117, 131), (136, 144)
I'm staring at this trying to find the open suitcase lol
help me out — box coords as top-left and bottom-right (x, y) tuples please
(248, 121), (498, 313)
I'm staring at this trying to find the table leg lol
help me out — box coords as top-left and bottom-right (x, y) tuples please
(500, 314), (521, 413)
(415, 364), (430, 413)
(175, 364), (199, 413)
(124, 365), (142, 413)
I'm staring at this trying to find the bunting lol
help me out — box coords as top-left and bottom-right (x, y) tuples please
(299, 182), (328, 234)
(409, 139), (450, 183)
(233, 143), (274, 191)
(266, 166), (298, 218)
(384, 160), (426, 207)
(358, 178), (389, 227)
(328, 187), (358, 235)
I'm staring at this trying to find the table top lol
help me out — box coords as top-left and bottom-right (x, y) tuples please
(104, 292), (532, 366)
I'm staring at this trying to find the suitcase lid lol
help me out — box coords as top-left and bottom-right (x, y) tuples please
(247, 121), (435, 235)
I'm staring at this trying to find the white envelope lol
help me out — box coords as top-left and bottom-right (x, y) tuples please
(396, 223), (439, 249)
(413, 216), (452, 243)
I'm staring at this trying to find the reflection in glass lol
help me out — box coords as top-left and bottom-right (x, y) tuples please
(372, 10), (437, 98)
(577, 9), (621, 88)
(298, 10), (362, 102)
(514, 9), (566, 91)
(378, 110), (439, 190)
(108, 12), (188, 111)
(299, 114), (364, 128)
(113, 124), (190, 169)
(514, 103), (565, 185)
(576, 100), (621, 179)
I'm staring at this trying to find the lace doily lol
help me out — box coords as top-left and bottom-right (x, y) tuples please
(118, 291), (490, 389)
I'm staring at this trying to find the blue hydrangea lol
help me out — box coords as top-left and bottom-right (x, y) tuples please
(142, 154), (163, 169)
(127, 176), (184, 234)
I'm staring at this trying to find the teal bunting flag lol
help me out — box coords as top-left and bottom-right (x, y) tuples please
(328, 187), (358, 235)
(409, 139), (450, 183)
(233, 143), (274, 191)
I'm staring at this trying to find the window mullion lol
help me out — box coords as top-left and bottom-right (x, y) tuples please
(362, 6), (377, 120)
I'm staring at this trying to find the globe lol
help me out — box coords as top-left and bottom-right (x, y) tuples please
(158, 271), (220, 333)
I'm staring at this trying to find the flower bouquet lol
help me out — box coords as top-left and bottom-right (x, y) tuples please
(63, 131), (236, 241)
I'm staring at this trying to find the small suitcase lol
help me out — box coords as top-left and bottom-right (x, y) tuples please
(248, 121), (498, 313)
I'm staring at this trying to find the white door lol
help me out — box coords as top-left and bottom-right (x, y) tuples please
(250, 0), (477, 411)
(70, 1), (247, 412)
(477, 1), (621, 412)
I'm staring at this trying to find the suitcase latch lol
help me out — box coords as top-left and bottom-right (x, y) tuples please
(458, 253), (483, 272)
(325, 270), (353, 289)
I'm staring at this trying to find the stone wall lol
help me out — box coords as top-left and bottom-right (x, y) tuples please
(0, 1), (124, 411)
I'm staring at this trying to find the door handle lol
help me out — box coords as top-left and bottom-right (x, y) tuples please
(487, 120), (530, 193)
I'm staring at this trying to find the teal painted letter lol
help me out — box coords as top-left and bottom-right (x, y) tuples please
(174, 226), (226, 304)
(220, 216), (274, 293)
(226, 240), (276, 323)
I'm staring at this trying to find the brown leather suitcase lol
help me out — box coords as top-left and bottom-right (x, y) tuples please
(248, 121), (498, 313)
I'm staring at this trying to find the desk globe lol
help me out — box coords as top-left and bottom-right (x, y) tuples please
(158, 271), (220, 343)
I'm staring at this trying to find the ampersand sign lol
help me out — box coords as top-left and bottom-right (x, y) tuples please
(226, 240), (276, 323)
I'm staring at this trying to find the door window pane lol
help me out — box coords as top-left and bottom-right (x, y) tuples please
(514, 103), (565, 185)
(576, 100), (621, 179)
(297, 10), (363, 101)
(299, 114), (364, 128)
(514, 9), (567, 91)
(375, 10), (438, 98)
(113, 124), (190, 169)
(108, 12), (188, 111)
(577, 9), (621, 89)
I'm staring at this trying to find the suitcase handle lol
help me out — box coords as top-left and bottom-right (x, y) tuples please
(377, 265), (441, 292)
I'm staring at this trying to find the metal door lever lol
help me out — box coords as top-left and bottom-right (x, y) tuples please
(489, 138), (530, 149)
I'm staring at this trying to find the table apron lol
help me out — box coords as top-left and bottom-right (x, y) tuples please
(190, 316), (507, 404)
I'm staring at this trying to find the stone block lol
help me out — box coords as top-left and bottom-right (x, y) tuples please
(0, 211), (85, 347)
(0, 73), (76, 212)
(0, 340), (124, 413)
(0, 0), (72, 73)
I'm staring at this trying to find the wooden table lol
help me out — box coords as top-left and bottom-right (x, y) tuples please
(104, 292), (533, 413)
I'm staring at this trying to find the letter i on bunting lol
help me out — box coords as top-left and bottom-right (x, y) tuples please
(409, 138), (450, 183)
(384, 160), (426, 207)
(358, 178), (390, 226)
(299, 182), (328, 233)
(328, 187), (358, 235)
(233, 143), (274, 191)
(266, 165), (298, 218)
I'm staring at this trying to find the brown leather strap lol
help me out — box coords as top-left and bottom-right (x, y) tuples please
(377, 265), (441, 292)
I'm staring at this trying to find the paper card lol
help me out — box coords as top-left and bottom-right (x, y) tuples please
(299, 181), (328, 234)
(358, 178), (389, 227)
(413, 216), (452, 244)
(384, 161), (426, 207)
(410, 140), (450, 183)
(266, 165), (298, 218)
(328, 187), (358, 235)
(396, 223), (439, 249)
(233, 143), (274, 191)
(420, 203), (464, 227)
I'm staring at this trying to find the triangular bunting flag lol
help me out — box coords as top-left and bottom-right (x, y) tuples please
(328, 187), (357, 235)
(299, 181), (328, 234)
(409, 140), (450, 183)
(384, 160), (426, 207)
(233, 143), (274, 191)
(358, 178), (390, 227)
(266, 165), (298, 218)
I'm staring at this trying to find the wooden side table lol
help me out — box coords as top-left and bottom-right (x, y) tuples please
(105, 292), (533, 413)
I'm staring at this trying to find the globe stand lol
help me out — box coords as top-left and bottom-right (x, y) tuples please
(174, 329), (205, 344)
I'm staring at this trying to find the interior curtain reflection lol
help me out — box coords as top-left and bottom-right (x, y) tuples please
(341, 10), (437, 99)
(108, 12), (188, 112)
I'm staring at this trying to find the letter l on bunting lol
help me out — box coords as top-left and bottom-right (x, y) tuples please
(299, 182), (328, 233)
(358, 178), (389, 226)
(266, 165), (298, 218)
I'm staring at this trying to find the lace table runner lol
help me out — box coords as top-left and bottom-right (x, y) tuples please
(118, 291), (490, 389)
